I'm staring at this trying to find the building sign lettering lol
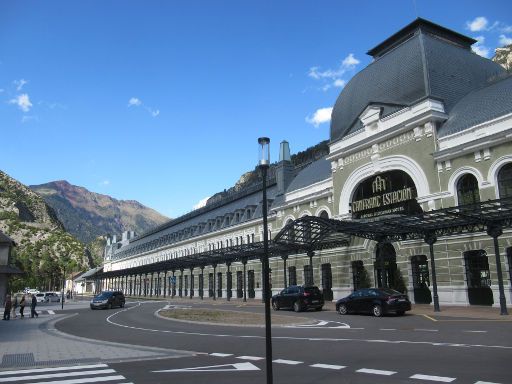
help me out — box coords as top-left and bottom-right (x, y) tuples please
(351, 171), (421, 219)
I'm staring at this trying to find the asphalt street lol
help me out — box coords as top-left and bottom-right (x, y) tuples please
(46, 299), (512, 384)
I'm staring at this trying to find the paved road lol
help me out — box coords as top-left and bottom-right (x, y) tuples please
(44, 299), (512, 384)
(2, 298), (511, 383)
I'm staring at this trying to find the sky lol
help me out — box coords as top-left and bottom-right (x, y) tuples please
(1, 1), (511, 219)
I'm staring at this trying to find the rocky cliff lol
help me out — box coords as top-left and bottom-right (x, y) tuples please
(0, 170), (89, 289)
(493, 44), (512, 71)
(30, 180), (169, 243)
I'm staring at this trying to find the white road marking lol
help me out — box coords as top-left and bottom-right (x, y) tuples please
(153, 362), (259, 373)
(463, 330), (487, 333)
(380, 328), (396, 331)
(410, 374), (456, 382)
(0, 365), (108, 376)
(414, 329), (439, 332)
(357, 368), (396, 376)
(474, 381), (501, 384)
(273, 359), (302, 365)
(28, 376), (125, 384)
(236, 356), (264, 361)
(209, 353), (233, 357)
(286, 320), (350, 329)
(0, 369), (116, 382)
(310, 364), (346, 370)
(47, 310), (55, 314)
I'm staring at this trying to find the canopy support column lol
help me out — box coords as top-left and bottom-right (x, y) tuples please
(487, 224), (509, 315)
(425, 234), (440, 312)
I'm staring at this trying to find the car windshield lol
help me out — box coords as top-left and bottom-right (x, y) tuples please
(379, 288), (403, 296)
(95, 292), (113, 299)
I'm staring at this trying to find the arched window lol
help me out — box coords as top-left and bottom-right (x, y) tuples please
(457, 174), (480, 205)
(498, 163), (512, 198)
(319, 210), (329, 219)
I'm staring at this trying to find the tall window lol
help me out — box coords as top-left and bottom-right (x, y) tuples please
(288, 266), (297, 286)
(498, 163), (512, 198)
(319, 210), (329, 219)
(457, 174), (480, 205)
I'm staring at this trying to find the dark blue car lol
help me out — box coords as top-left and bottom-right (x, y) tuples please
(336, 288), (411, 317)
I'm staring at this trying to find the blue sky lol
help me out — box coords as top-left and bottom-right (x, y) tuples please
(1, 1), (511, 218)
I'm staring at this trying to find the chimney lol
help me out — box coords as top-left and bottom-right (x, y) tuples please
(276, 140), (294, 195)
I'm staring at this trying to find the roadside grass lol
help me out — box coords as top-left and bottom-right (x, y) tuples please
(159, 308), (314, 326)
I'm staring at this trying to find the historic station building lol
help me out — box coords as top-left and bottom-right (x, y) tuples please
(100, 18), (512, 308)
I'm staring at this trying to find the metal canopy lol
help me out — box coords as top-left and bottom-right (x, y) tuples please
(94, 197), (512, 279)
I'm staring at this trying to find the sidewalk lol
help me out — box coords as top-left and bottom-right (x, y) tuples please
(0, 310), (195, 370)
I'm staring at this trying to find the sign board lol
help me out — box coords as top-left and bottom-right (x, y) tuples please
(169, 276), (177, 284)
(350, 170), (422, 219)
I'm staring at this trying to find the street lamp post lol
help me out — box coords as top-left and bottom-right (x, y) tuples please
(258, 137), (273, 384)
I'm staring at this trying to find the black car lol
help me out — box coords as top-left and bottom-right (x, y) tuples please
(336, 288), (411, 317)
(90, 291), (125, 310)
(271, 285), (324, 312)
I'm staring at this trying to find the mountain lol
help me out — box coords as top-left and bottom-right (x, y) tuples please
(0, 170), (89, 289)
(492, 44), (512, 71)
(30, 180), (169, 243)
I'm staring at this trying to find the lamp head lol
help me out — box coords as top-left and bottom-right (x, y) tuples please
(258, 137), (270, 167)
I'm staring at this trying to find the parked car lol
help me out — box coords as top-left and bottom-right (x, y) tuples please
(35, 293), (46, 303)
(90, 291), (125, 310)
(271, 285), (324, 312)
(336, 288), (411, 317)
(44, 292), (61, 303)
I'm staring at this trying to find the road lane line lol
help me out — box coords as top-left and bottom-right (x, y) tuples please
(310, 364), (346, 370)
(380, 328), (396, 331)
(0, 369), (116, 382)
(47, 310), (55, 314)
(210, 353), (233, 357)
(421, 314), (438, 322)
(357, 368), (396, 376)
(0, 365), (109, 376)
(29, 375), (125, 384)
(463, 330), (487, 333)
(236, 356), (264, 361)
(474, 381), (501, 384)
(273, 359), (302, 365)
(414, 329), (439, 332)
(410, 374), (456, 382)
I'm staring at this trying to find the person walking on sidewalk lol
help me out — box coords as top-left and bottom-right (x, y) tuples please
(3, 294), (12, 320)
(19, 295), (26, 318)
(12, 294), (18, 319)
(30, 293), (38, 318)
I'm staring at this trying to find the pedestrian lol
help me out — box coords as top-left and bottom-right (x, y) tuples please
(19, 295), (26, 318)
(3, 294), (12, 320)
(30, 293), (38, 318)
(12, 295), (18, 318)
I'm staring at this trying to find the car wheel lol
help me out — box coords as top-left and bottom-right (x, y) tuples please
(338, 304), (348, 315)
(396, 311), (405, 316)
(120, 302), (125, 308)
(372, 304), (382, 317)
(293, 301), (302, 312)
(272, 301), (280, 310)
(315, 306), (322, 311)
(107, 303), (112, 310)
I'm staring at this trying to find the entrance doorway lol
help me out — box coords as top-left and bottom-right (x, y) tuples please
(321, 263), (333, 301)
(464, 250), (493, 306)
(411, 255), (432, 304)
(248, 270), (255, 298)
(236, 271), (243, 298)
(374, 243), (400, 291)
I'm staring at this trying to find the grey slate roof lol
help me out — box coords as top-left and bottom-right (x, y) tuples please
(330, 18), (505, 143)
(286, 157), (332, 193)
(439, 75), (512, 137)
(114, 184), (278, 258)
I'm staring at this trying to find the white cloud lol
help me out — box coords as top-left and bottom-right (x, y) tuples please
(13, 79), (28, 91)
(128, 97), (160, 117)
(342, 53), (360, 69)
(306, 107), (333, 128)
(193, 196), (210, 210)
(499, 34), (512, 46)
(333, 79), (346, 88)
(128, 97), (142, 106)
(467, 16), (488, 32)
(99, 180), (110, 186)
(9, 93), (33, 112)
(21, 115), (38, 123)
(472, 36), (490, 57)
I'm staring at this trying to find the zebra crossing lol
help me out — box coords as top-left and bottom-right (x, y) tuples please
(0, 363), (131, 384)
